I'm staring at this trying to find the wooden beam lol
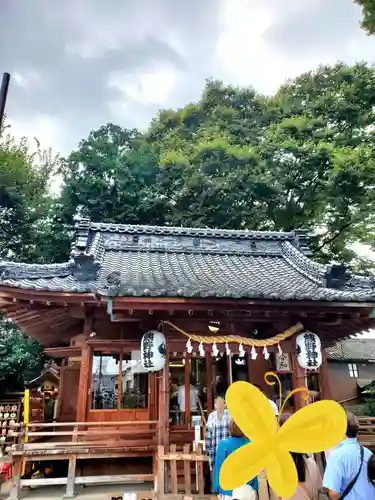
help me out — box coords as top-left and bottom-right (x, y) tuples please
(45, 346), (82, 358)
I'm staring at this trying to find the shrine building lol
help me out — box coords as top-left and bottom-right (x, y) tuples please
(1, 216), (375, 457)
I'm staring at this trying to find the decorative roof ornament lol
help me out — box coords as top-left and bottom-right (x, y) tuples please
(325, 264), (350, 290)
(278, 343), (283, 355)
(225, 343), (231, 356)
(263, 346), (270, 360)
(251, 346), (257, 360)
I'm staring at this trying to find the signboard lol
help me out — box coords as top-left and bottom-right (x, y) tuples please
(275, 353), (291, 373)
(29, 390), (44, 423)
(0, 402), (21, 445)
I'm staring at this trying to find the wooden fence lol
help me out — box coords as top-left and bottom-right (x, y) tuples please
(358, 417), (375, 448)
(156, 444), (214, 500)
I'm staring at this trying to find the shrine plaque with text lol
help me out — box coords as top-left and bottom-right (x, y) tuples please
(29, 391), (44, 423)
(276, 353), (291, 373)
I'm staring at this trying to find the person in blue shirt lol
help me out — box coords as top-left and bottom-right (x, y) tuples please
(213, 418), (258, 499)
(323, 410), (375, 499)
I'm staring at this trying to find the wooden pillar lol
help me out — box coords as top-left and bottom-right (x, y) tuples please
(76, 311), (93, 422)
(185, 356), (191, 428)
(206, 351), (213, 413)
(319, 350), (332, 400)
(158, 344), (169, 449)
(291, 341), (307, 411)
(247, 351), (252, 383)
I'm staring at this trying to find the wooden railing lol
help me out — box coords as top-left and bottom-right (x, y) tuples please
(358, 417), (375, 448)
(7, 420), (158, 500)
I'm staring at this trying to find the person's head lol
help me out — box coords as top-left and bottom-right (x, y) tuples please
(229, 418), (244, 438)
(214, 396), (226, 412)
(367, 454), (375, 485)
(345, 411), (359, 439)
(230, 485), (256, 500)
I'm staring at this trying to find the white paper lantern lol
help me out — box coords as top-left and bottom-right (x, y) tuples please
(141, 330), (166, 372)
(296, 331), (322, 370)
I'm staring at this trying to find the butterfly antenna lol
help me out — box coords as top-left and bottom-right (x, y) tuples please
(264, 371), (283, 416)
(278, 388), (310, 423)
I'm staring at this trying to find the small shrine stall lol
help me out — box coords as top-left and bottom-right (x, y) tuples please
(0, 217), (375, 468)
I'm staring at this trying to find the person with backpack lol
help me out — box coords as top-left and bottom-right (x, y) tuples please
(322, 411), (375, 499)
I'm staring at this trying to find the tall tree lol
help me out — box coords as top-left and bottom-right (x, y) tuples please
(0, 128), (60, 262)
(354, 0), (375, 34)
(142, 68), (375, 268)
(56, 65), (375, 271)
(0, 126), (58, 392)
(58, 123), (166, 230)
(0, 320), (45, 396)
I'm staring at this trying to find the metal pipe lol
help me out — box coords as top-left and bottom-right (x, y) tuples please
(0, 72), (10, 132)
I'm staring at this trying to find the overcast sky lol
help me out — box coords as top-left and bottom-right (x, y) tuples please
(1, 0), (375, 156)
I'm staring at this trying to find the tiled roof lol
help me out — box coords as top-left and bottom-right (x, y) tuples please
(0, 217), (375, 301)
(326, 339), (375, 361)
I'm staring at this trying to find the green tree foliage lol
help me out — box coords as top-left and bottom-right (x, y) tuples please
(58, 123), (165, 226)
(0, 320), (45, 396)
(0, 126), (57, 393)
(0, 128), (60, 262)
(54, 64), (375, 271)
(355, 0), (375, 34)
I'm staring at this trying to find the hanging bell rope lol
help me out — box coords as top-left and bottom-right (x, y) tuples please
(163, 320), (303, 347)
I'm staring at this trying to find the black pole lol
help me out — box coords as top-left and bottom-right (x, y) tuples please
(0, 72), (10, 132)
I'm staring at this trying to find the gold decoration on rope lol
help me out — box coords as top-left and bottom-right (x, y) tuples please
(163, 320), (303, 347)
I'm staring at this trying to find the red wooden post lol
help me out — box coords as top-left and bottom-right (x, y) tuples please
(76, 312), (93, 422)
(185, 356), (191, 428)
(319, 350), (332, 400)
(291, 339), (307, 411)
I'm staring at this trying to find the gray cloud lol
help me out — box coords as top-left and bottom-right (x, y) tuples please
(262, 0), (366, 58)
(1, 0), (375, 154)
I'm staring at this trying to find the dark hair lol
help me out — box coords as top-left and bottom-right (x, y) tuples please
(368, 454), (375, 483)
(215, 396), (225, 403)
(229, 418), (244, 438)
(280, 414), (307, 483)
(346, 411), (359, 439)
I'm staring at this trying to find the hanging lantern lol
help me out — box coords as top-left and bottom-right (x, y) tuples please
(239, 344), (245, 358)
(263, 346), (270, 360)
(186, 339), (193, 354)
(199, 342), (205, 357)
(141, 330), (166, 372)
(296, 331), (322, 370)
(225, 343), (231, 356)
(251, 346), (257, 360)
(212, 343), (219, 357)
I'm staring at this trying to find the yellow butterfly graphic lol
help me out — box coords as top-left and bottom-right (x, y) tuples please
(219, 372), (347, 499)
